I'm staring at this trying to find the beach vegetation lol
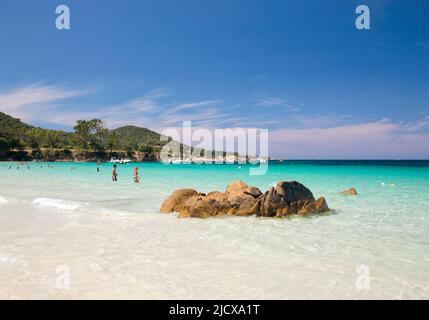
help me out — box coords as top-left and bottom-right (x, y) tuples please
(0, 111), (169, 162)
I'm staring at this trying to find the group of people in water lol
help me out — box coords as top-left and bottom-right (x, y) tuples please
(8, 164), (53, 170)
(8, 162), (140, 184)
(108, 163), (140, 183)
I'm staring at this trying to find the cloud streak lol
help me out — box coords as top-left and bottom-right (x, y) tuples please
(0, 83), (90, 117)
(257, 97), (300, 112)
(1, 82), (428, 158)
(269, 119), (429, 159)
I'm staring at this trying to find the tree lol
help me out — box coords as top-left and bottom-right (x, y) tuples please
(46, 130), (61, 149)
(126, 145), (134, 158)
(0, 137), (9, 157)
(106, 131), (118, 154)
(27, 128), (41, 150)
(140, 145), (154, 154)
(73, 120), (92, 151)
(95, 127), (109, 152)
(73, 119), (106, 156)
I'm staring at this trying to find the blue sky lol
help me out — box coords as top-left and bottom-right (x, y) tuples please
(0, 0), (428, 158)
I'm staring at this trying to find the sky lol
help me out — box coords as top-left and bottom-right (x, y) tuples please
(0, 0), (428, 159)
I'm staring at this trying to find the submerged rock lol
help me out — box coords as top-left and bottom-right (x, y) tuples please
(160, 180), (330, 219)
(339, 188), (358, 196)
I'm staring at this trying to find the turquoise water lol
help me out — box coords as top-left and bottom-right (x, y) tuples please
(0, 161), (428, 299)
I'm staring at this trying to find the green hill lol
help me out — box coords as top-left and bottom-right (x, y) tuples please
(111, 125), (169, 149)
(0, 111), (34, 138)
(0, 110), (172, 160)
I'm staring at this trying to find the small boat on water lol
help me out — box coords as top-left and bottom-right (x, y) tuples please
(257, 156), (268, 163)
(109, 157), (132, 164)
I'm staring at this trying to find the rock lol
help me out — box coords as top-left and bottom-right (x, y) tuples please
(276, 205), (292, 218)
(339, 188), (358, 196)
(160, 189), (198, 213)
(275, 181), (315, 204)
(186, 196), (216, 219)
(179, 193), (232, 218)
(235, 196), (261, 216)
(228, 192), (253, 208)
(298, 197), (329, 216)
(259, 187), (287, 217)
(207, 191), (222, 198)
(225, 183), (258, 208)
(160, 180), (330, 219)
(315, 197), (329, 212)
(178, 210), (191, 219)
(225, 180), (248, 194)
(243, 186), (262, 198)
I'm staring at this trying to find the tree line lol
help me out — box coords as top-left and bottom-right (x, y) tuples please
(0, 115), (163, 161)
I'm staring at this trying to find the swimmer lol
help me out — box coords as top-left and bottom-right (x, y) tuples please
(112, 164), (118, 182)
(133, 167), (139, 183)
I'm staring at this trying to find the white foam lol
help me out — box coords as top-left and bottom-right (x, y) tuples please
(0, 255), (17, 264)
(33, 198), (83, 211)
(0, 196), (7, 205)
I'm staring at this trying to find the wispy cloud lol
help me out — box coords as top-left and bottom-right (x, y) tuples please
(257, 97), (300, 112)
(0, 83), (91, 121)
(1, 82), (428, 158)
(404, 115), (429, 132)
(29, 88), (241, 129)
(269, 118), (429, 158)
(289, 113), (349, 128)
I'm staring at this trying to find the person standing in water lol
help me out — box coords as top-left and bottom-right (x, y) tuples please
(134, 167), (139, 183)
(112, 164), (118, 182)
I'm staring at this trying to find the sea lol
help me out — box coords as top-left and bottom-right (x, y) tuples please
(0, 160), (428, 299)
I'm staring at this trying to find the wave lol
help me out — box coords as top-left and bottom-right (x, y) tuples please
(0, 196), (7, 205)
(33, 198), (84, 211)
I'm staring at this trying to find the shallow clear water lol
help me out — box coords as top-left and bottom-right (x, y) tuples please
(0, 161), (428, 299)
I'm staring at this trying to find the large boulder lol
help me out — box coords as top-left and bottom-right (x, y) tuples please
(259, 187), (287, 217)
(160, 180), (330, 219)
(275, 181), (315, 204)
(160, 189), (198, 213)
(243, 186), (262, 198)
(225, 180), (249, 194)
(182, 195), (215, 219)
(179, 192), (233, 218)
(225, 182), (262, 216)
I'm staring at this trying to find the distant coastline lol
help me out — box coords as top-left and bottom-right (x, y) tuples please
(0, 111), (167, 162)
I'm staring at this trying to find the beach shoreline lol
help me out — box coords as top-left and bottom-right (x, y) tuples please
(1, 161), (428, 299)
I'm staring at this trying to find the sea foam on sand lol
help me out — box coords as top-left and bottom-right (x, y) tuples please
(33, 198), (83, 211)
(0, 196), (7, 205)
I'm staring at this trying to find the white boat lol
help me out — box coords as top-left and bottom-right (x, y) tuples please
(109, 157), (132, 164)
(257, 156), (268, 163)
